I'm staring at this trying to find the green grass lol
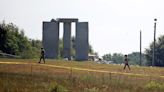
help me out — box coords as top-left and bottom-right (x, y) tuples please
(0, 59), (164, 92)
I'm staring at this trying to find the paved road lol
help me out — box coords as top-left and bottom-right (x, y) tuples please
(0, 61), (164, 78)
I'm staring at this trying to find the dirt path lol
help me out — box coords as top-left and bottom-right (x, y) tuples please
(0, 61), (164, 78)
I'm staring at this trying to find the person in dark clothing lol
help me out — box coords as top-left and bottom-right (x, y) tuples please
(123, 55), (130, 70)
(38, 48), (45, 63)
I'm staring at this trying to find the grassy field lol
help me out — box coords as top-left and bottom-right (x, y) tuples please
(0, 59), (164, 92)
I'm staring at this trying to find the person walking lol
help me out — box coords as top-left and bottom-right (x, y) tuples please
(38, 48), (45, 63)
(123, 55), (130, 70)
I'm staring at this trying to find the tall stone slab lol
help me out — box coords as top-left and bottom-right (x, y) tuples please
(75, 22), (89, 61)
(43, 21), (59, 58)
(63, 22), (71, 60)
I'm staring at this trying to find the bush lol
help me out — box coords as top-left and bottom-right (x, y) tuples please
(49, 83), (68, 92)
(145, 81), (164, 91)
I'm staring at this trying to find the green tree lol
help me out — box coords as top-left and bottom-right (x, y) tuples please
(145, 35), (164, 66)
(0, 21), (41, 58)
(112, 53), (124, 64)
(58, 39), (64, 58)
(58, 36), (94, 59)
(0, 22), (19, 55)
(128, 52), (147, 65)
(102, 53), (112, 61)
(102, 53), (124, 64)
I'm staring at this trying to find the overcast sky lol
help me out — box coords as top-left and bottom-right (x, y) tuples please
(0, 0), (164, 56)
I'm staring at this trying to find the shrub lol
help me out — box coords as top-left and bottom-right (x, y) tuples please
(49, 83), (68, 92)
(145, 81), (164, 91)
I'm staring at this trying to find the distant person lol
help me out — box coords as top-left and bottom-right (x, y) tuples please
(38, 48), (45, 64)
(123, 55), (130, 70)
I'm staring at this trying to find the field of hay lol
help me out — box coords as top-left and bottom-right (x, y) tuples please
(0, 59), (164, 92)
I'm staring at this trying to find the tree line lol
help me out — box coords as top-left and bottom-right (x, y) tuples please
(102, 52), (147, 65)
(102, 35), (164, 67)
(0, 21), (41, 58)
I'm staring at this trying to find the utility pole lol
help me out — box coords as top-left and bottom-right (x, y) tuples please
(152, 18), (157, 66)
(140, 30), (142, 66)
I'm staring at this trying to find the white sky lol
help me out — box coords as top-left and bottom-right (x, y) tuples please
(0, 0), (164, 56)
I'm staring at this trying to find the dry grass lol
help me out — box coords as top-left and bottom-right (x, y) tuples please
(0, 59), (164, 92)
